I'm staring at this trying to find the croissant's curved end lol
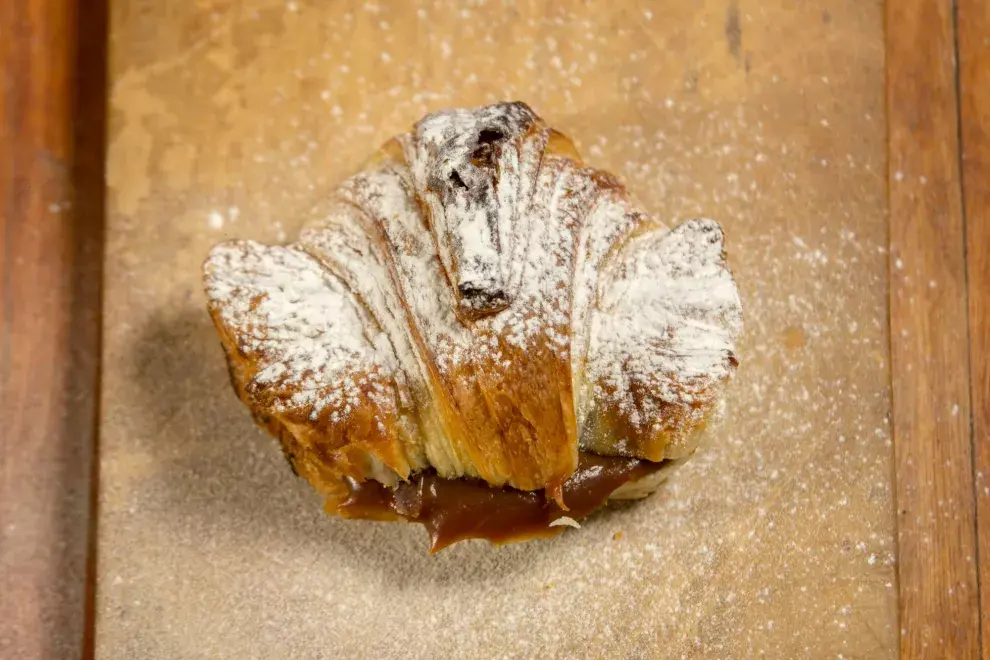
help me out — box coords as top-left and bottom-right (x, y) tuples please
(579, 218), (743, 462)
(202, 240), (417, 488)
(408, 102), (543, 320)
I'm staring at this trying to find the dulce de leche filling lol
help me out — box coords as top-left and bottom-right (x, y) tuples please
(331, 452), (665, 553)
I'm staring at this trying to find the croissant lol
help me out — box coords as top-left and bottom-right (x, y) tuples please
(203, 102), (742, 552)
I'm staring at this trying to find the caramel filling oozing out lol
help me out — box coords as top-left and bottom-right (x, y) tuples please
(332, 452), (665, 553)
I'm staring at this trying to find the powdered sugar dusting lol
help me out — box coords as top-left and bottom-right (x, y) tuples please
(487, 156), (579, 351)
(407, 103), (541, 316)
(570, 189), (658, 429)
(337, 160), (473, 374)
(586, 219), (742, 449)
(203, 241), (394, 423)
(203, 103), (742, 483)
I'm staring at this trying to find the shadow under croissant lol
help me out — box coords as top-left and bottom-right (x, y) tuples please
(129, 305), (666, 588)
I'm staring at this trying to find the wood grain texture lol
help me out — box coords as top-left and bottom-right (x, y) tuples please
(886, 0), (981, 656)
(0, 0), (107, 658)
(958, 0), (990, 655)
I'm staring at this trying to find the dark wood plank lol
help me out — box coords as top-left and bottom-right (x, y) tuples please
(959, 0), (990, 656)
(886, 0), (981, 656)
(0, 0), (106, 657)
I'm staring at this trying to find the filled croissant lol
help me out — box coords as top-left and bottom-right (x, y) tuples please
(203, 102), (743, 552)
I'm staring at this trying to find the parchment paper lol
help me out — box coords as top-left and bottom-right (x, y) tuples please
(99, 1), (895, 656)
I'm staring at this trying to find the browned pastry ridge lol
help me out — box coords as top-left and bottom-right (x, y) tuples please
(203, 102), (743, 552)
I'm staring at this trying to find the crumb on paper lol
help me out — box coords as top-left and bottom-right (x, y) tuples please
(549, 516), (581, 529)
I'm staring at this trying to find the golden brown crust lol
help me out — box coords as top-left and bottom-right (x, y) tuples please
(202, 102), (743, 541)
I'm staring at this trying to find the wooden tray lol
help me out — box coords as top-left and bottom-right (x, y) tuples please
(2, 0), (986, 657)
